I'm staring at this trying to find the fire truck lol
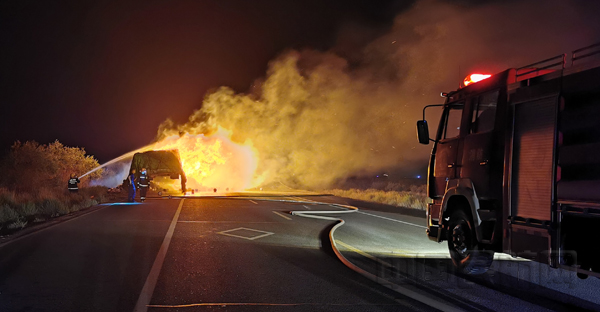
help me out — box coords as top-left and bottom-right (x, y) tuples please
(416, 43), (600, 278)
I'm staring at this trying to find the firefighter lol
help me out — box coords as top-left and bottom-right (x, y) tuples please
(127, 169), (136, 202)
(138, 167), (150, 202)
(67, 173), (80, 193)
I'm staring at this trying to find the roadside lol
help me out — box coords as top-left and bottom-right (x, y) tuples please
(0, 187), (113, 235)
(299, 194), (427, 218)
(0, 187), (133, 246)
(320, 200), (600, 311)
(328, 189), (427, 211)
(0, 202), (109, 247)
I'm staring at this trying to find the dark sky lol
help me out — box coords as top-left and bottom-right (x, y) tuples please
(0, 0), (410, 163)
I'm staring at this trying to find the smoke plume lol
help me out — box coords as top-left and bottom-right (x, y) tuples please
(89, 160), (130, 188)
(157, 0), (600, 189)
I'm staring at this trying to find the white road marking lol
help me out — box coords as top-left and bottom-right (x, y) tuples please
(148, 302), (403, 308)
(293, 196), (319, 203)
(357, 211), (426, 229)
(217, 227), (274, 240)
(272, 211), (292, 220)
(134, 199), (185, 312)
(248, 200), (258, 205)
(302, 205), (311, 210)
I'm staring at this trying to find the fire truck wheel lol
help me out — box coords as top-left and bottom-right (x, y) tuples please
(447, 210), (494, 275)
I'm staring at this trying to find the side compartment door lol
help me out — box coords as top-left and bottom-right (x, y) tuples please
(508, 95), (558, 263)
(432, 102), (466, 195)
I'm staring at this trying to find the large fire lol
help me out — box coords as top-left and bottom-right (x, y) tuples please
(151, 128), (259, 192)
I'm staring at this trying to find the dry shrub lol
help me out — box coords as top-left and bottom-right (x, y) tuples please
(0, 204), (19, 224)
(328, 188), (427, 210)
(7, 219), (27, 230)
(0, 140), (102, 193)
(35, 188), (59, 202)
(19, 202), (37, 217)
(70, 203), (82, 212)
(0, 188), (16, 207)
(40, 199), (68, 217)
(80, 186), (108, 204)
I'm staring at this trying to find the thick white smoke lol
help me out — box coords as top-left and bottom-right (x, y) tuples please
(158, 0), (600, 189)
(89, 160), (131, 188)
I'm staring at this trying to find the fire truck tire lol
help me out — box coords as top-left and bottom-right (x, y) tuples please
(447, 210), (494, 275)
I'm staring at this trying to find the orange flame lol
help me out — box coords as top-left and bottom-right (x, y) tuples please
(463, 73), (492, 86)
(151, 128), (259, 192)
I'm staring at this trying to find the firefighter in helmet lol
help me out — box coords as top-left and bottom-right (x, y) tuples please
(67, 173), (80, 193)
(127, 169), (136, 202)
(138, 168), (150, 202)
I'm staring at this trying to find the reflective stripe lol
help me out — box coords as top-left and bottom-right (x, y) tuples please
(139, 184), (149, 187)
(68, 188), (78, 190)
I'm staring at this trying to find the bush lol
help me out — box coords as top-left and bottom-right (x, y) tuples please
(0, 140), (103, 193)
(81, 198), (95, 209)
(0, 140), (112, 233)
(0, 188), (16, 207)
(7, 219), (27, 230)
(40, 199), (69, 217)
(328, 188), (427, 210)
(80, 186), (108, 204)
(35, 187), (59, 202)
(19, 202), (38, 217)
(0, 204), (20, 224)
(70, 203), (82, 212)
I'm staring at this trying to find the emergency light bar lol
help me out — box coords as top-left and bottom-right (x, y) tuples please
(463, 73), (492, 86)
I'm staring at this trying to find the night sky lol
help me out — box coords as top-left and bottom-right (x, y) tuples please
(0, 0), (409, 163)
(2, 0), (598, 166)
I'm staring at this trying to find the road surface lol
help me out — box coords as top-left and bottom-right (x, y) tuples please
(0, 196), (430, 312)
(0, 194), (598, 311)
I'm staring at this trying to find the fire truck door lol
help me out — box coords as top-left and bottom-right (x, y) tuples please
(432, 102), (466, 195)
(460, 91), (499, 198)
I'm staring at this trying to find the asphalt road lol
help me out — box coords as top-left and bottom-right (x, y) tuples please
(297, 196), (600, 312)
(0, 196), (432, 312)
(1, 194), (598, 311)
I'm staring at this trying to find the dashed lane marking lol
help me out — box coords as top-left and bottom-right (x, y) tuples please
(248, 200), (258, 205)
(357, 211), (426, 229)
(302, 205), (311, 210)
(272, 211), (292, 220)
(292, 196), (319, 203)
(134, 199), (185, 312)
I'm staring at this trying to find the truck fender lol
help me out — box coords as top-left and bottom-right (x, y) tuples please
(440, 178), (483, 243)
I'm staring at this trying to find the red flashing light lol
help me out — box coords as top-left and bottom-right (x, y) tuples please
(463, 74), (492, 87)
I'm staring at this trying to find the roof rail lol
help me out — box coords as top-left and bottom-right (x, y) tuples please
(516, 54), (566, 78)
(572, 42), (600, 66)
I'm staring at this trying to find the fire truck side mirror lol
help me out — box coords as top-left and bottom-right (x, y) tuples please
(416, 120), (430, 145)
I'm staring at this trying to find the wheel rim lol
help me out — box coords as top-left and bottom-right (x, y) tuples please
(451, 223), (470, 258)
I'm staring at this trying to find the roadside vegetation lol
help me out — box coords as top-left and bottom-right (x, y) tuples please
(328, 181), (427, 210)
(0, 141), (106, 233)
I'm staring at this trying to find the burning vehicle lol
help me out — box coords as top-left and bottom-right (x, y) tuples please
(128, 150), (187, 193)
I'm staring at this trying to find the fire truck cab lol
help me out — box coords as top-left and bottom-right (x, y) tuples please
(417, 43), (600, 277)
